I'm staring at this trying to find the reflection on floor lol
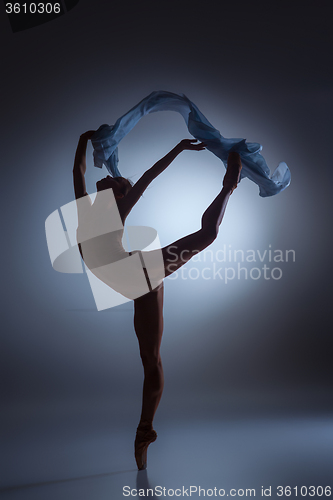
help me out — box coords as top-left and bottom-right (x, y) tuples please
(2, 407), (333, 500)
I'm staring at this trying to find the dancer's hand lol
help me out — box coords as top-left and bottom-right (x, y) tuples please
(80, 130), (96, 140)
(178, 139), (206, 151)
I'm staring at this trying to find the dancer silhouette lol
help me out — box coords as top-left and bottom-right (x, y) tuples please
(73, 131), (242, 469)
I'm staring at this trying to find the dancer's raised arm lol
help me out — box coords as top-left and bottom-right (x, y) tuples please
(73, 131), (95, 200)
(119, 139), (205, 218)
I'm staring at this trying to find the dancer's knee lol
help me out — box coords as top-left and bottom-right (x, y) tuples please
(140, 352), (162, 371)
(141, 354), (163, 375)
(141, 356), (164, 392)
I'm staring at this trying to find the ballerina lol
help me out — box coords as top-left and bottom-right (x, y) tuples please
(73, 131), (242, 470)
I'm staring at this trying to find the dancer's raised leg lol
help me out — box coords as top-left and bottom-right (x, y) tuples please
(163, 152), (242, 276)
(133, 283), (164, 470)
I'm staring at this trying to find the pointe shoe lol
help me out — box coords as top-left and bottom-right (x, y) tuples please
(223, 152), (242, 193)
(134, 428), (157, 470)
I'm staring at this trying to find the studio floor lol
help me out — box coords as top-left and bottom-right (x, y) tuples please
(2, 401), (333, 500)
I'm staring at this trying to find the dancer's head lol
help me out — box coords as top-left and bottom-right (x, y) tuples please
(96, 176), (132, 199)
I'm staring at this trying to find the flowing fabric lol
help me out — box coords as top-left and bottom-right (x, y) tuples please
(91, 91), (291, 197)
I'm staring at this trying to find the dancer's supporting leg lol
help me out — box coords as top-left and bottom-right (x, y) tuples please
(133, 283), (164, 470)
(162, 152), (242, 275)
(133, 152), (241, 470)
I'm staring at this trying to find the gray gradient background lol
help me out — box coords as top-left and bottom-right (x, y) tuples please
(1, 0), (332, 497)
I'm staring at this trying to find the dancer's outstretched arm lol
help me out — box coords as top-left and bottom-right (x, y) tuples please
(118, 139), (205, 218)
(73, 131), (95, 200)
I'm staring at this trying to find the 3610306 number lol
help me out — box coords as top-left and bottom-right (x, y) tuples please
(277, 486), (331, 496)
(5, 3), (61, 14)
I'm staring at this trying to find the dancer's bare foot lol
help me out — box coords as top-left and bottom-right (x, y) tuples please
(223, 152), (242, 193)
(134, 428), (157, 470)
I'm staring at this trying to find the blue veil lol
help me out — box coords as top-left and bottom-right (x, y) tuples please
(91, 91), (290, 197)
